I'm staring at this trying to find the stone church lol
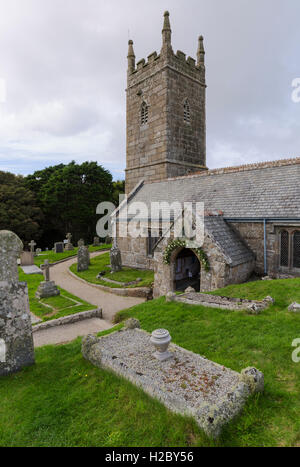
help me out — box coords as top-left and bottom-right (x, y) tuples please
(115, 11), (300, 297)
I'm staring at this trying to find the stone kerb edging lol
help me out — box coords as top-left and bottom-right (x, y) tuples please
(32, 308), (102, 333)
(82, 321), (264, 439)
(43, 249), (111, 267)
(170, 292), (275, 314)
(67, 269), (152, 299)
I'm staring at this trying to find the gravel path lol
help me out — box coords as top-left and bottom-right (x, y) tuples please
(33, 251), (145, 347)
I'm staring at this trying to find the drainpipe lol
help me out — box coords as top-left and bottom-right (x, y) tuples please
(263, 219), (267, 276)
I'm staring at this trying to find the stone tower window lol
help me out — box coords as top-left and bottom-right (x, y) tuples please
(293, 231), (300, 268)
(184, 99), (190, 123)
(280, 230), (289, 267)
(141, 102), (148, 125)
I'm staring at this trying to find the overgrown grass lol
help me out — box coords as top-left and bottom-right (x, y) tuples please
(34, 244), (111, 267)
(70, 252), (154, 288)
(19, 269), (96, 322)
(0, 278), (299, 446)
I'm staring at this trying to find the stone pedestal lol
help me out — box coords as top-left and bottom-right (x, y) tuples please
(110, 246), (122, 273)
(35, 281), (60, 299)
(0, 281), (35, 376)
(77, 246), (90, 272)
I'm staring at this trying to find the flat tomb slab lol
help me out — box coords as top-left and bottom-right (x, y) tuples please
(20, 265), (43, 275)
(82, 328), (263, 438)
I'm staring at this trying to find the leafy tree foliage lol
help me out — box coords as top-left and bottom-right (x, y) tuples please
(0, 171), (43, 245)
(25, 161), (114, 246)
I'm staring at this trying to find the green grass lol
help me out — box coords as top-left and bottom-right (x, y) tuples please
(19, 269), (96, 322)
(34, 244), (111, 267)
(0, 278), (299, 446)
(70, 252), (154, 288)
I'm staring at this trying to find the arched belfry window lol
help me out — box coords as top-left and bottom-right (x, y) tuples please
(184, 99), (190, 123)
(141, 101), (148, 125)
(293, 231), (300, 268)
(280, 230), (289, 267)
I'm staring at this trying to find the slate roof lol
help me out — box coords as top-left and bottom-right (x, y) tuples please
(126, 158), (300, 219)
(204, 216), (254, 266)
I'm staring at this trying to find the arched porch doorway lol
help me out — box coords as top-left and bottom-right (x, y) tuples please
(174, 248), (201, 292)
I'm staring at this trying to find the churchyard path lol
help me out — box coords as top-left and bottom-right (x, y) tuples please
(33, 252), (145, 347)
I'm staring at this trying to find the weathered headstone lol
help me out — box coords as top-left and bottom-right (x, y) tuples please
(110, 246), (122, 273)
(54, 242), (64, 253)
(20, 251), (34, 266)
(77, 246), (90, 272)
(36, 248), (42, 255)
(93, 236), (100, 246)
(35, 260), (60, 299)
(105, 236), (112, 245)
(77, 239), (85, 247)
(65, 233), (74, 251)
(0, 230), (35, 376)
(28, 240), (36, 255)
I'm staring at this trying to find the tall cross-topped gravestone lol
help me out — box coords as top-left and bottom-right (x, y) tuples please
(35, 260), (60, 299)
(65, 233), (74, 251)
(28, 240), (36, 255)
(0, 230), (35, 376)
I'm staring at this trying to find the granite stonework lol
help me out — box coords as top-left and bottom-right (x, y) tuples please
(82, 324), (264, 438)
(77, 246), (90, 272)
(0, 230), (35, 376)
(125, 12), (207, 193)
(65, 233), (74, 251)
(174, 292), (274, 314)
(110, 246), (122, 273)
(35, 260), (60, 299)
(54, 242), (64, 254)
(20, 251), (34, 266)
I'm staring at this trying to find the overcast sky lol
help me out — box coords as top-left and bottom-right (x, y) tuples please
(0, 0), (299, 179)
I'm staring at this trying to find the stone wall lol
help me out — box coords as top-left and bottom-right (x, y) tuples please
(125, 26), (207, 193)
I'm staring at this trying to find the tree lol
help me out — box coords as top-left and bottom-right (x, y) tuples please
(0, 171), (43, 245)
(112, 180), (125, 206)
(25, 161), (114, 246)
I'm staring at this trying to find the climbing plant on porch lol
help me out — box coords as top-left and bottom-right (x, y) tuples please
(163, 239), (210, 272)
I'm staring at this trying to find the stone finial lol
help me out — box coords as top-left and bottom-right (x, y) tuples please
(161, 11), (172, 53)
(197, 35), (205, 67)
(127, 39), (136, 74)
(0, 230), (23, 282)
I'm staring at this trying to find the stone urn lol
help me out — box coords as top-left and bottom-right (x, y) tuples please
(150, 329), (172, 361)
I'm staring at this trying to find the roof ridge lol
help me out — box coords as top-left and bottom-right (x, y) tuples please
(144, 156), (300, 185)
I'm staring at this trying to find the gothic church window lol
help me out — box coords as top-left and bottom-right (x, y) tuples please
(280, 230), (289, 267)
(184, 99), (190, 123)
(141, 102), (148, 125)
(293, 231), (300, 268)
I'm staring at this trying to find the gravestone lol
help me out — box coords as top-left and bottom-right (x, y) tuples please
(110, 246), (122, 273)
(77, 246), (90, 272)
(54, 242), (64, 253)
(28, 240), (36, 255)
(77, 239), (85, 247)
(36, 248), (42, 255)
(93, 236), (100, 246)
(65, 233), (74, 251)
(20, 251), (34, 266)
(35, 260), (60, 299)
(0, 230), (35, 376)
(105, 236), (112, 245)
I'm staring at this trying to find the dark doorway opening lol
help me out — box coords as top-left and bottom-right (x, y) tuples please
(175, 248), (200, 292)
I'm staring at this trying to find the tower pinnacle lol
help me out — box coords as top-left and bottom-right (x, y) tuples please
(197, 35), (205, 67)
(161, 11), (172, 53)
(127, 40), (135, 74)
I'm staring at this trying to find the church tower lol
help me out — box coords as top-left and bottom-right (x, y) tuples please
(125, 11), (207, 193)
